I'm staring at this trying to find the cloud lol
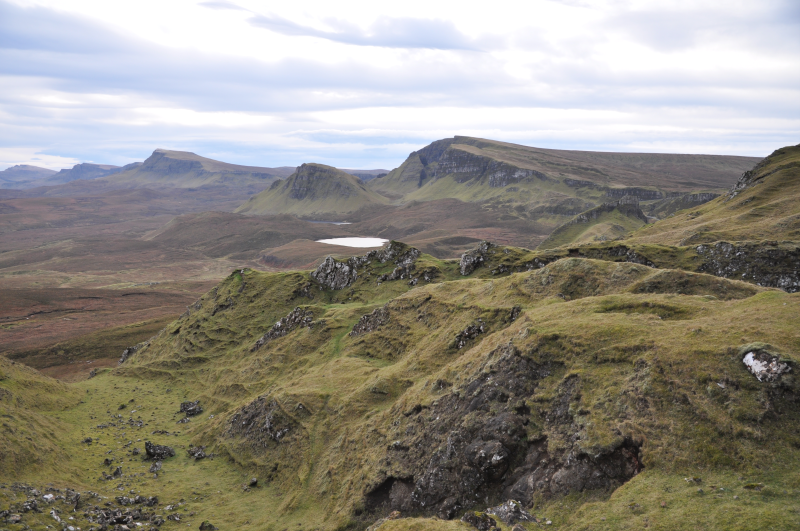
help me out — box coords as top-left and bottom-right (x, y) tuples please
(198, 1), (248, 11)
(249, 14), (481, 51)
(0, 0), (797, 170)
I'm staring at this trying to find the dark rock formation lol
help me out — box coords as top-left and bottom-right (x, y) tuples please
(199, 521), (219, 530)
(454, 320), (486, 349)
(364, 344), (643, 519)
(486, 500), (536, 524)
(461, 511), (497, 531)
(179, 400), (203, 417)
(313, 241), (421, 290)
(433, 148), (547, 187)
(225, 396), (303, 446)
(144, 442), (175, 460)
(187, 446), (207, 460)
(119, 341), (149, 364)
(252, 307), (315, 350)
(460, 241), (495, 275)
(695, 242), (800, 292)
(350, 306), (390, 336)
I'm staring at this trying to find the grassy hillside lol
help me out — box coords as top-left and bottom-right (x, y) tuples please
(625, 144), (800, 246)
(236, 163), (389, 217)
(370, 137), (760, 205)
(538, 199), (649, 250)
(102, 149), (288, 189)
(2, 238), (797, 530)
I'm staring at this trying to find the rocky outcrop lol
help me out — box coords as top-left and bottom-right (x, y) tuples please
(312, 242), (422, 290)
(433, 148), (546, 187)
(225, 396), (302, 445)
(460, 241), (496, 276)
(695, 242), (800, 292)
(565, 196), (648, 226)
(179, 401), (203, 417)
(350, 306), (390, 336)
(144, 442), (175, 460)
(119, 341), (149, 365)
(252, 307), (315, 350)
(364, 344), (643, 519)
(605, 187), (663, 200)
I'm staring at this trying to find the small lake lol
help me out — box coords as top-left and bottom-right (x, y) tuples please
(316, 237), (388, 248)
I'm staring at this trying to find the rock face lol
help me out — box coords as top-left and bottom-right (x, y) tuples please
(461, 511), (497, 531)
(252, 307), (314, 350)
(119, 341), (149, 364)
(364, 344), (642, 519)
(460, 241), (495, 276)
(433, 148), (547, 188)
(225, 396), (302, 446)
(564, 197), (648, 227)
(179, 401), (203, 416)
(144, 442), (175, 460)
(288, 163), (359, 200)
(486, 500), (536, 524)
(695, 242), (800, 293)
(312, 241), (422, 290)
(312, 256), (360, 290)
(350, 306), (390, 336)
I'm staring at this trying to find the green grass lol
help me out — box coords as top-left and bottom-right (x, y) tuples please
(2, 247), (799, 530)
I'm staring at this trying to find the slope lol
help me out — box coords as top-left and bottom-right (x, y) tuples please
(0, 164), (57, 188)
(537, 196), (649, 250)
(623, 144), (800, 246)
(369, 137), (760, 227)
(102, 149), (289, 189)
(236, 163), (389, 217)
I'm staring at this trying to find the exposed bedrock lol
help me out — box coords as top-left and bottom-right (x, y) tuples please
(312, 241), (421, 290)
(695, 242), (800, 293)
(364, 344), (643, 520)
(433, 149), (547, 187)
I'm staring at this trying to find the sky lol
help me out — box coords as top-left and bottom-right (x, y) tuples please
(0, 0), (799, 171)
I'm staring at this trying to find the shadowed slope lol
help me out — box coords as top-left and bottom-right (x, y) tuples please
(236, 163), (389, 217)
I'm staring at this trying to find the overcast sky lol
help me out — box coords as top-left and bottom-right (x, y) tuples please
(1, 0), (799, 170)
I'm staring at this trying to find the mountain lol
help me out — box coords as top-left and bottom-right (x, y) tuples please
(101, 149), (290, 189)
(42, 162), (120, 184)
(370, 136), (760, 212)
(0, 164), (57, 188)
(537, 195), (649, 250)
(235, 162), (389, 217)
(625, 143), (800, 246)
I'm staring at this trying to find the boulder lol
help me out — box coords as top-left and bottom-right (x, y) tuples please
(145, 442), (175, 460)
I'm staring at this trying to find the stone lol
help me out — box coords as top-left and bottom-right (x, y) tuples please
(486, 500), (536, 524)
(149, 461), (162, 473)
(199, 521), (218, 530)
(742, 349), (791, 382)
(454, 320), (485, 349)
(461, 511), (497, 531)
(8, 513), (22, 524)
(252, 307), (314, 350)
(145, 442), (175, 460)
(187, 446), (206, 460)
(249, 478), (258, 487)
(179, 401), (203, 417)
(459, 241), (494, 276)
(349, 306), (389, 336)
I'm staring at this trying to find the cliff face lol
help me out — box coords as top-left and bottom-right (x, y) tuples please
(287, 164), (359, 200)
(236, 163), (388, 216)
(433, 147), (547, 188)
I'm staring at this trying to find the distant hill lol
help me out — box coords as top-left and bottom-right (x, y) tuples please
(340, 168), (389, 182)
(625, 144), (800, 246)
(97, 149), (287, 189)
(370, 136), (760, 209)
(537, 196), (649, 250)
(0, 165), (57, 188)
(236, 163), (388, 217)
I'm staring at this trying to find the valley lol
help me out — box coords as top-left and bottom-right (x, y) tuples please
(1, 138), (798, 531)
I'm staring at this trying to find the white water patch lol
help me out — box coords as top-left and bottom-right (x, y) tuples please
(316, 237), (388, 248)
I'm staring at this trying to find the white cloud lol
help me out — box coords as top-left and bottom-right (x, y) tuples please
(0, 0), (797, 170)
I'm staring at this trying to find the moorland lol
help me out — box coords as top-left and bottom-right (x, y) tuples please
(1, 138), (798, 531)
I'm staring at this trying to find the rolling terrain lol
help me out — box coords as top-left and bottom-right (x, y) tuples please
(0, 143), (798, 530)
